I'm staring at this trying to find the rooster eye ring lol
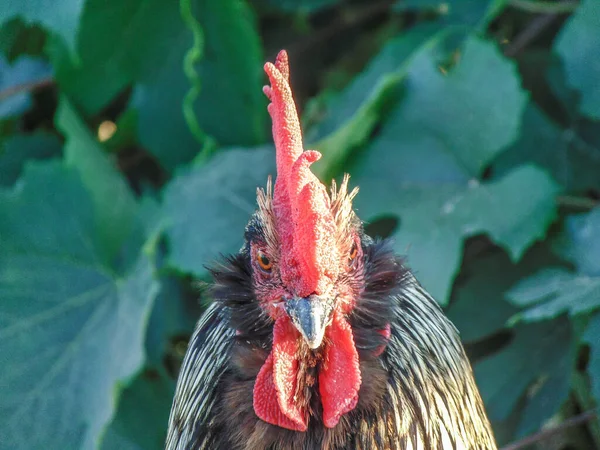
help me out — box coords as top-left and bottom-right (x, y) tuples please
(349, 242), (358, 263)
(256, 250), (273, 272)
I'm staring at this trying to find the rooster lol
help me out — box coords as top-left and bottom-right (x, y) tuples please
(165, 51), (497, 450)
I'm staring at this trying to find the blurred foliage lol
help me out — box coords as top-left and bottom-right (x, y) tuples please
(0, 0), (599, 449)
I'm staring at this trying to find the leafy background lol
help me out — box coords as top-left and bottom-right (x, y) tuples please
(1, 0), (599, 449)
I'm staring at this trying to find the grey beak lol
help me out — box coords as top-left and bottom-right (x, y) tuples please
(285, 295), (335, 349)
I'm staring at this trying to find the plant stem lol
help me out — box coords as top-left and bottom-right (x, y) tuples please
(0, 76), (54, 102)
(500, 409), (597, 450)
(509, 0), (580, 14)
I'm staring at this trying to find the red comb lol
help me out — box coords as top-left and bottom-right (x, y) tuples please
(264, 51), (339, 297)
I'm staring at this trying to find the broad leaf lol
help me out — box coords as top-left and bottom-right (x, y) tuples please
(0, 131), (61, 186)
(555, 0), (600, 120)
(508, 208), (600, 322)
(447, 244), (564, 342)
(507, 268), (600, 322)
(557, 207), (600, 275)
(162, 146), (275, 276)
(100, 370), (174, 450)
(308, 25), (446, 178)
(45, 0), (180, 114)
(0, 161), (158, 450)
(134, 0), (266, 172)
(144, 275), (204, 368)
(0, 0), (84, 55)
(494, 103), (600, 191)
(0, 55), (52, 119)
(55, 98), (139, 265)
(350, 37), (543, 303)
(475, 317), (575, 437)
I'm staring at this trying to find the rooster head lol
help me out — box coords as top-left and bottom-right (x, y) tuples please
(230, 51), (391, 432)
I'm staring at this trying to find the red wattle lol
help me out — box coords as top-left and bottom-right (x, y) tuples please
(253, 316), (307, 431)
(320, 312), (362, 428)
(374, 323), (391, 357)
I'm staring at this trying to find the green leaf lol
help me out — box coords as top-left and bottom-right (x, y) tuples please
(350, 37), (541, 303)
(507, 268), (600, 322)
(100, 370), (174, 450)
(47, 0), (185, 114)
(494, 103), (600, 192)
(508, 208), (600, 322)
(475, 317), (575, 437)
(0, 18), (47, 62)
(0, 131), (62, 186)
(0, 0), (84, 56)
(144, 275), (203, 368)
(134, 0), (267, 172)
(55, 98), (139, 265)
(584, 312), (600, 408)
(162, 146), (274, 276)
(308, 25), (446, 179)
(447, 244), (563, 342)
(0, 161), (158, 450)
(555, 0), (600, 120)
(558, 207), (600, 275)
(0, 55), (52, 119)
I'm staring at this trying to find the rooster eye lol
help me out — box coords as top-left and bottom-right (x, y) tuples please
(349, 242), (358, 263)
(256, 251), (273, 272)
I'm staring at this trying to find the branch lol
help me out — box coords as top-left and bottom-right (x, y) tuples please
(0, 76), (55, 102)
(504, 13), (558, 57)
(500, 409), (597, 450)
(504, 0), (578, 57)
(557, 195), (599, 210)
(509, 0), (579, 14)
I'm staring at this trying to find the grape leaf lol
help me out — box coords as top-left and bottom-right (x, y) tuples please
(0, 0), (84, 55)
(162, 146), (275, 276)
(494, 103), (600, 192)
(555, 0), (600, 120)
(351, 36), (542, 303)
(0, 55), (52, 119)
(475, 317), (575, 438)
(45, 0), (266, 171)
(100, 370), (174, 450)
(0, 131), (62, 186)
(134, 0), (267, 171)
(55, 98), (139, 265)
(557, 207), (600, 275)
(508, 208), (600, 322)
(45, 0), (180, 114)
(0, 161), (158, 450)
(307, 24), (446, 178)
(447, 244), (564, 343)
(144, 275), (204, 368)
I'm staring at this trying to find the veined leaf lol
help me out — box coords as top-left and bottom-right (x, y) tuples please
(351, 36), (540, 304)
(0, 161), (158, 450)
(508, 208), (600, 323)
(162, 146), (275, 276)
(475, 317), (575, 438)
(55, 98), (139, 266)
(555, 0), (600, 120)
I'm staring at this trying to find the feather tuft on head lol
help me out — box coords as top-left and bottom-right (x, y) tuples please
(263, 50), (339, 298)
